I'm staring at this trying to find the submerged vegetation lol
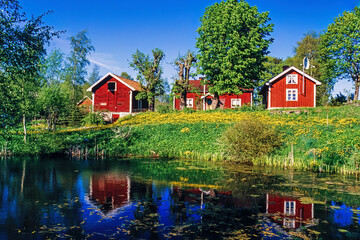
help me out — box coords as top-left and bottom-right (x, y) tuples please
(1, 105), (360, 174)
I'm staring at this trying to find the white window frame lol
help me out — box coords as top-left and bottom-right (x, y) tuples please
(231, 99), (241, 108)
(186, 98), (193, 108)
(108, 81), (117, 91)
(286, 74), (298, 84)
(286, 89), (298, 101)
(284, 201), (296, 215)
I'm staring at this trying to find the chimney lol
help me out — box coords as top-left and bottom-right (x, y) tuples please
(282, 65), (290, 72)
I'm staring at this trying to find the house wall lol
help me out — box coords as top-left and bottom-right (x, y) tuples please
(93, 77), (131, 113)
(269, 70), (316, 108)
(78, 98), (92, 112)
(174, 92), (252, 110)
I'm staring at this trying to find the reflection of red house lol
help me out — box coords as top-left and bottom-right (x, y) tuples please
(266, 194), (314, 229)
(87, 73), (148, 122)
(173, 79), (253, 110)
(89, 174), (130, 215)
(260, 66), (321, 109)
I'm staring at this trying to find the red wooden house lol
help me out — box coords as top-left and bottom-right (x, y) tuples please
(173, 79), (253, 110)
(87, 73), (148, 122)
(260, 66), (321, 109)
(77, 96), (92, 112)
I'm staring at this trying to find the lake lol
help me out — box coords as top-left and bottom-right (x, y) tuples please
(1, 157), (360, 239)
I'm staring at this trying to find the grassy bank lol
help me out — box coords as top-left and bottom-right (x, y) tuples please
(1, 105), (360, 173)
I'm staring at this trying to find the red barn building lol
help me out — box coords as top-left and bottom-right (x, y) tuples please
(260, 66), (321, 109)
(87, 73), (148, 122)
(173, 79), (253, 110)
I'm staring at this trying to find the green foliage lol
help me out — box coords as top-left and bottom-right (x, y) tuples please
(65, 30), (95, 87)
(0, 0), (59, 130)
(196, 0), (273, 101)
(320, 7), (360, 100)
(37, 84), (69, 130)
(221, 118), (282, 162)
(130, 48), (165, 111)
(88, 64), (100, 84)
(81, 112), (105, 126)
(260, 56), (285, 83)
(156, 102), (173, 113)
(120, 72), (134, 80)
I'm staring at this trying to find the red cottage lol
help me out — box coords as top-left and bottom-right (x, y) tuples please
(77, 96), (93, 112)
(260, 66), (321, 109)
(173, 79), (253, 110)
(87, 73), (148, 122)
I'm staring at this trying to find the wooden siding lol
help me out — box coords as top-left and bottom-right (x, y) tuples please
(269, 70), (315, 108)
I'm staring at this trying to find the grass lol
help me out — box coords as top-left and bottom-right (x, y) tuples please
(2, 105), (360, 173)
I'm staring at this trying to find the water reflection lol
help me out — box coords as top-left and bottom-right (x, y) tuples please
(1, 157), (360, 239)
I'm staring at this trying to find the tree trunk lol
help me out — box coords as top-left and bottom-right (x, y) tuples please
(23, 114), (27, 143)
(150, 96), (155, 112)
(355, 80), (360, 101)
(179, 90), (187, 110)
(210, 92), (219, 110)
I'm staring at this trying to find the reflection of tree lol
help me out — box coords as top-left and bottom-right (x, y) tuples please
(130, 182), (160, 239)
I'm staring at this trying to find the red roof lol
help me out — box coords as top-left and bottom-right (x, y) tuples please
(113, 74), (142, 91)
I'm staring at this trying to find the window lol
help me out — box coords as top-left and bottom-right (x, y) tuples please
(186, 98), (193, 108)
(231, 99), (241, 108)
(286, 89), (298, 101)
(108, 82), (116, 91)
(284, 201), (296, 215)
(286, 74), (298, 84)
(100, 103), (106, 106)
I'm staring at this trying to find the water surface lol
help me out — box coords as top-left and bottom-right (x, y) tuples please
(1, 157), (360, 239)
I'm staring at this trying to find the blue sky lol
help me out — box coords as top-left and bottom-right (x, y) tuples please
(21, 0), (359, 95)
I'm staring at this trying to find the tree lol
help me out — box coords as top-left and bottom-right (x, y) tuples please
(320, 7), (360, 101)
(64, 30), (94, 126)
(0, 0), (59, 142)
(120, 72), (134, 80)
(130, 48), (165, 112)
(65, 30), (94, 102)
(38, 49), (69, 130)
(196, 0), (273, 109)
(172, 51), (197, 110)
(260, 56), (285, 83)
(286, 32), (331, 105)
(88, 64), (100, 84)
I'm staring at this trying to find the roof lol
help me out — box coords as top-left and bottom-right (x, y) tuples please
(87, 72), (142, 92)
(265, 66), (322, 86)
(77, 96), (92, 105)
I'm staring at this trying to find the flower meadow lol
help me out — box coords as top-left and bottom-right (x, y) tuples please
(1, 105), (360, 173)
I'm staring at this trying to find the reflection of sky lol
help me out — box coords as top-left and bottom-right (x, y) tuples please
(331, 201), (353, 227)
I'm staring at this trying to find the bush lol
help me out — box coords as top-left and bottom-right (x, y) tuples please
(221, 118), (282, 162)
(81, 112), (105, 126)
(156, 103), (173, 113)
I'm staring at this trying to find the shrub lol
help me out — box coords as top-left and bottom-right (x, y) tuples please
(81, 112), (105, 126)
(156, 102), (173, 113)
(221, 118), (282, 162)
